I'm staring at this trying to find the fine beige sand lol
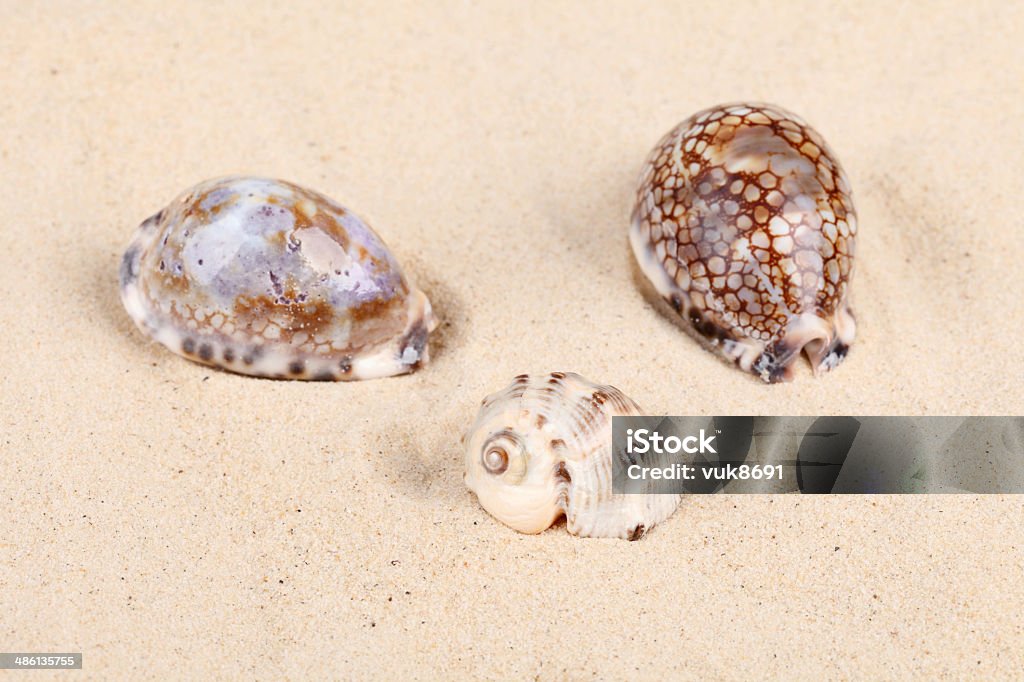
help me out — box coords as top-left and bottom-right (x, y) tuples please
(2, 2), (1023, 679)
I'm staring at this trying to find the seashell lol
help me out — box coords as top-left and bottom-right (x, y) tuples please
(119, 176), (436, 380)
(630, 103), (857, 382)
(463, 372), (680, 540)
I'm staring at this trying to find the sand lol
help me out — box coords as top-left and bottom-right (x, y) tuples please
(1, 1), (1022, 678)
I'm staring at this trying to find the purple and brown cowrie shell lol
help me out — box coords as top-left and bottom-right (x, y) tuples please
(120, 176), (436, 380)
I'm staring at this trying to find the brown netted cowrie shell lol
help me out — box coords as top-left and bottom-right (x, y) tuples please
(630, 103), (857, 383)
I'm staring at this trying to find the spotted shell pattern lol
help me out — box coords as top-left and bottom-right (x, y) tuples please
(119, 176), (436, 380)
(464, 373), (680, 540)
(630, 103), (857, 382)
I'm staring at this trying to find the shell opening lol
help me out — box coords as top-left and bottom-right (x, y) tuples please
(754, 311), (853, 382)
(802, 336), (827, 367)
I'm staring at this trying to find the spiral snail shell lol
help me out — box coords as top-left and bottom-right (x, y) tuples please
(630, 103), (857, 382)
(119, 176), (436, 380)
(463, 373), (680, 540)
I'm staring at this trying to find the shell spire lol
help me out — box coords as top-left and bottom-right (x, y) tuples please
(630, 103), (857, 382)
(464, 372), (680, 540)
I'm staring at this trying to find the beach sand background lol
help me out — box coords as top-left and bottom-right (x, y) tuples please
(1, 1), (1022, 678)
